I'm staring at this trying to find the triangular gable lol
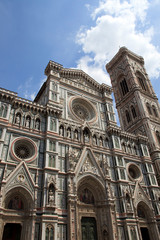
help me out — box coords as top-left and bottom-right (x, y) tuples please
(4, 161), (35, 198)
(133, 181), (151, 208)
(75, 147), (104, 179)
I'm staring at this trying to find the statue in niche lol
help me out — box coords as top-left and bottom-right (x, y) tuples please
(84, 130), (89, 143)
(35, 118), (40, 130)
(99, 137), (103, 147)
(93, 135), (97, 145)
(59, 126), (64, 136)
(48, 184), (55, 206)
(15, 113), (21, 125)
(25, 116), (31, 128)
(74, 130), (78, 140)
(67, 128), (71, 138)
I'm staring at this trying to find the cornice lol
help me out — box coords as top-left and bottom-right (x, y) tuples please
(106, 47), (144, 72)
(45, 61), (112, 94)
(0, 87), (62, 116)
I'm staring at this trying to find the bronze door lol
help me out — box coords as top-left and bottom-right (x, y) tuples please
(81, 217), (98, 240)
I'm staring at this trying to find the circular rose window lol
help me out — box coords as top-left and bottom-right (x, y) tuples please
(127, 163), (142, 182)
(11, 137), (38, 163)
(69, 97), (97, 123)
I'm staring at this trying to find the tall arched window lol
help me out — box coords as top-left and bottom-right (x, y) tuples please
(126, 110), (131, 123)
(131, 106), (137, 118)
(138, 77), (146, 91)
(0, 104), (8, 118)
(156, 131), (160, 145)
(152, 105), (158, 117)
(146, 103), (152, 115)
(120, 79), (129, 96)
(45, 225), (54, 240)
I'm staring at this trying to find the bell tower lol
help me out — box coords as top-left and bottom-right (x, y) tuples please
(106, 47), (160, 183)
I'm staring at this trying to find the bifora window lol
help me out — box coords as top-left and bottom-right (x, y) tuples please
(120, 79), (129, 96)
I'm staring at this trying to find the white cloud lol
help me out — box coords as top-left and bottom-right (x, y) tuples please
(76, 0), (160, 83)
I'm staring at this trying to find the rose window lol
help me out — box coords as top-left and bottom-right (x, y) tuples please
(11, 137), (37, 162)
(69, 97), (97, 123)
(15, 145), (30, 159)
(127, 163), (142, 181)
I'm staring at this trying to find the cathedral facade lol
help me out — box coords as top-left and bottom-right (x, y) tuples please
(0, 47), (160, 240)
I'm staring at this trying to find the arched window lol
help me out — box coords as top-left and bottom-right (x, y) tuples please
(146, 103), (152, 115)
(120, 78), (129, 96)
(152, 105), (158, 117)
(45, 226), (54, 240)
(156, 131), (160, 145)
(133, 146), (138, 155)
(105, 138), (109, 148)
(122, 142), (126, 152)
(131, 106), (137, 118)
(83, 128), (90, 143)
(138, 76), (147, 91)
(93, 135), (97, 145)
(137, 206), (146, 219)
(0, 104), (8, 118)
(128, 144), (132, 154)
(126, 110), (131, 123)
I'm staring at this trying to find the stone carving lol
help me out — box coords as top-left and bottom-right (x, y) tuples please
(17, 174), (25, 183)
(67, 148), (79, 171)
(80, 156), (99, 176)
(102, 155), (109, 176)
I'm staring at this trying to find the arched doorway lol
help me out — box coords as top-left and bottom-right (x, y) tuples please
(2, 223), (22, 240)
(137, 201), (159, 240)
(1, 187), (34, 240)
(77, 176), (107, 240)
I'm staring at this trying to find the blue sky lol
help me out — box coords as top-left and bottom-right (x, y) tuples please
(0, 0), (160, 102)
